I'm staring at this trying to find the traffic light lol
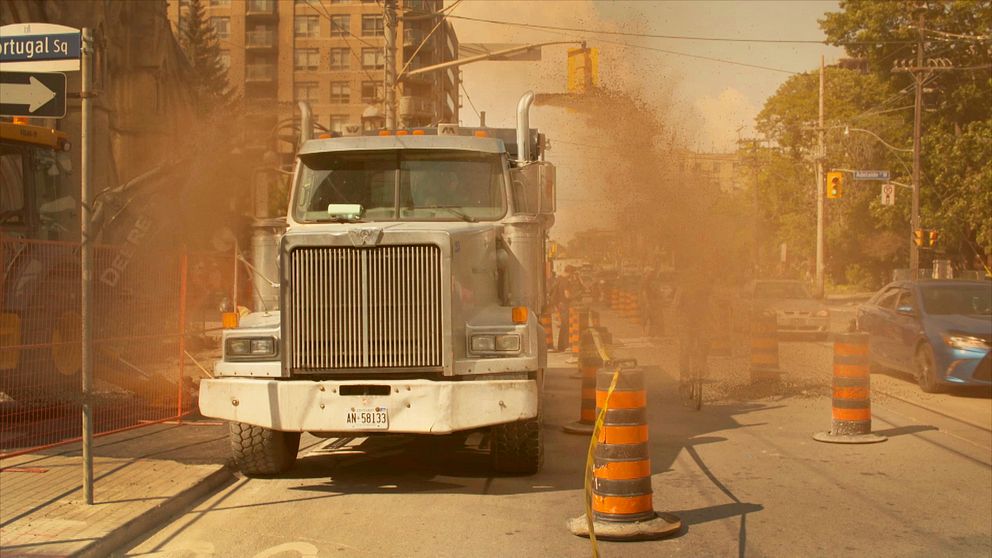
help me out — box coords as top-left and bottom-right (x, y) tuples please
(567, 47), (599, 93)
(913, 229), (939, 248)
(826, 171), (844, 199)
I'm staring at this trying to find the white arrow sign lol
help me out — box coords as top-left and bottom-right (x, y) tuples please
(0, 76), (56, 112)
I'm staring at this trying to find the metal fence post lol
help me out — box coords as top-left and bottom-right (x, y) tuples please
(177, 247), (188, 422)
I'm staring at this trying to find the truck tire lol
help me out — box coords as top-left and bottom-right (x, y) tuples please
(229, 422), (301, 476)
(491, 416), (543, 475)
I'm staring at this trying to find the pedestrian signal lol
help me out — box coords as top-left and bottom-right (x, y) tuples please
(826, 171), (844, 199)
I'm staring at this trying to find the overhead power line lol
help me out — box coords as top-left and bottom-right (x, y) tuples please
(446, 14), (917, 46)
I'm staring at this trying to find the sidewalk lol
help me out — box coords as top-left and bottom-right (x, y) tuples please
(0, 419), (232, 557)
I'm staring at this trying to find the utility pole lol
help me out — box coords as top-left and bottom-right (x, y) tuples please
(383, 0), (397, 129)
(80, 27), (95, 506)
(814, 55), (826, 299)
(910, 9), (925, 279)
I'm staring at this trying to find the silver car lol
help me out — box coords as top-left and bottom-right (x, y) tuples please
(744, 280), (831, 338)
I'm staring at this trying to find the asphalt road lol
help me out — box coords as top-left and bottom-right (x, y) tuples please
(126, 309), (991, 558)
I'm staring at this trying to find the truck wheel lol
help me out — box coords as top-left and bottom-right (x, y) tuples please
(229, 422), (301, 476)
(491, 416), (543, 475)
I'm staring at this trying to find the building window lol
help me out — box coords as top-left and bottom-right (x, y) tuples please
(329, 48), (350, 71)
(295, 82), (319, 102)
(361, 15), (383, 37)
(209, 0), (231, 6)
(294, 48), (319, 71)
(362, 48), (384, 69)
(361, 80), (383, 103)
(330, 81), (350, 104)
(329, 114), (349, 133)
(211, 17), (230, 40)
(330, 15), (350, 37)
(294, 15), (319, 38)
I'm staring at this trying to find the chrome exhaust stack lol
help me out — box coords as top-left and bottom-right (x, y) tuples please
(516, 91), (535, 163)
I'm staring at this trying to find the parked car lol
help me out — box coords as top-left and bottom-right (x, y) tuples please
(856, 280), (992, 392)
(742, 280), (831, 338)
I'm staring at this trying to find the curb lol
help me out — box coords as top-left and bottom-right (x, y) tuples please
(76, 465), (235, 558)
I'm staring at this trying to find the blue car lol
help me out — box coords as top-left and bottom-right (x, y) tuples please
(856, 280), (992, 393)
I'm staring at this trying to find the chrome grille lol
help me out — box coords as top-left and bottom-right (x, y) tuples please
(288, 245), (443, 370)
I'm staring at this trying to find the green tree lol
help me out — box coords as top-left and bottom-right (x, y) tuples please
(820, 0), (992, 265)
(754, 67), (909, 286)
(178, 0), (231, 113)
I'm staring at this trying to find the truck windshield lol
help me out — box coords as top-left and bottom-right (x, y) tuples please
(295, 149), (507, 222)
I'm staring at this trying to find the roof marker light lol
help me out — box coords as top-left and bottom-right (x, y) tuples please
(474, 130), (489, 138)
(378, 130), (392, 136)
(396, 130), (409, 136)
(412, 129), (426, 135)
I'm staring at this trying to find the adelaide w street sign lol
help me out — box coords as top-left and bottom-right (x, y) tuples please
(0, 71), (66, 117)
(853, 170), (891, 181)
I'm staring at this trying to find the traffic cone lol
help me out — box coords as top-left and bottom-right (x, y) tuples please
(750, 311), (782, 382)
(814, 332), (886, 444)
(567, 367), (682, 541)
(563, 328), (604, 435)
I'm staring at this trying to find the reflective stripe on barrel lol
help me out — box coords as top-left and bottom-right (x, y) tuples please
(593, 368), (656, 522)
(831, 332), (872, 435)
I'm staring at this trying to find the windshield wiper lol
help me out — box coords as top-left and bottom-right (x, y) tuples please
(417, 206), (477, 222)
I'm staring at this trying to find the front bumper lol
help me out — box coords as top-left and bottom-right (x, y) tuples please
(776, 314), (829, 333)
(938, 348), (992, 386)
(199, 377), (538, 434)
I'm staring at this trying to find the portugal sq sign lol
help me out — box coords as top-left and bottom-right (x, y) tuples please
(0, 23), (81, 71)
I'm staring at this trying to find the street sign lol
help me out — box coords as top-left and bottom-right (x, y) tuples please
(0, 23), (81, 71)
(853, 170), (890, 181)
(0, 71), (65, 117)
(880, 183), (896, 206)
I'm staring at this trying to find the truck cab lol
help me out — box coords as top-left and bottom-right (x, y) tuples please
(199, 93), (556, 476)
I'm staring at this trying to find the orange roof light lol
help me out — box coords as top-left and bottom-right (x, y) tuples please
(412, 129), (426, 135)
(318, 133), (332, 139)
(12, 117), (28, 125)
(378, 130), (392, 136)
(473, 130), (489, 138)
(396, 130), (409, 136)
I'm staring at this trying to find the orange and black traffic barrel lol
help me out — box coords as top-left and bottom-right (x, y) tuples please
(814, 331), (886, 444)
(749, 310), (781, 382)
(568, 366), (681, 540)
(540, 312), (554, 350)
(563, 327), (606, 435)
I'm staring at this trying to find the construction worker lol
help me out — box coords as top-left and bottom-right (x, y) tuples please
(552, 266), (578, 352)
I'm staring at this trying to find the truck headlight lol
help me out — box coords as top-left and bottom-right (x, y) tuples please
(226, 336), (278, 359)
(469, 334), (521, 354)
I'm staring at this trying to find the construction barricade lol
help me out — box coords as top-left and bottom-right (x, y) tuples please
(813, 332), (886, 444)
(749, 310), (782, 382)
(568, 365), (681, 541)
(0, 236), (233, 457)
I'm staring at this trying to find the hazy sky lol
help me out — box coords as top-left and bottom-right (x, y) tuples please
(451, 0), (845, 151)
(448, 0), (846, 240)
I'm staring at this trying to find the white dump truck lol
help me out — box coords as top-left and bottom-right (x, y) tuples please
(199, 93), (556, 476)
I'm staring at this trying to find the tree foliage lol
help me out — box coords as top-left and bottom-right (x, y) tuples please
(748, 0), (991, 287)
(178, 0), (231, 113)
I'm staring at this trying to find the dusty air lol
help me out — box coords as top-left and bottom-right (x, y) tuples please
(1, 1), (989, 557)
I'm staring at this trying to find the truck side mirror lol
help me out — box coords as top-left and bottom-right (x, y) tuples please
(510, 162), (556, 216)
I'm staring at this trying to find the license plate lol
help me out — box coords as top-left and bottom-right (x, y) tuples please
(345, 407), (389, 430)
